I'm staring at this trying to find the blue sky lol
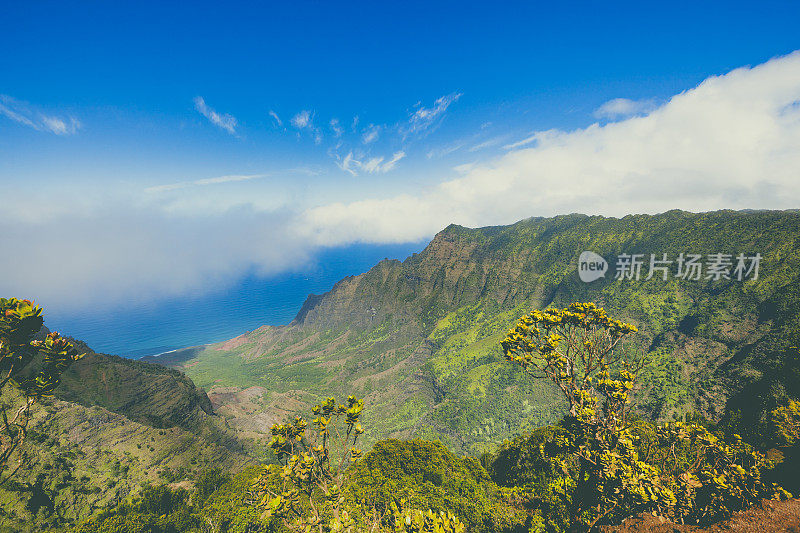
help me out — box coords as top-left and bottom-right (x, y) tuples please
(2, 1), (800, 322)
(4, 0), (799, 194)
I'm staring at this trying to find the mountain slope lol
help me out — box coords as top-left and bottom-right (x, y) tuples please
(57, 348), (213, 430)
(0, 342), (255, 532)
(149, 210), (800, 455)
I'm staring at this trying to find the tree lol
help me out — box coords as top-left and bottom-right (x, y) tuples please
(500, 302), (789, 530)
(250, 395), (367, 532)
(502, 302), (669, 530)
(0, 297), (84, 481)
(249, 397), (468, 533)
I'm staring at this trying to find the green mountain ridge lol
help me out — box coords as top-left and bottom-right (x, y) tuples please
(146, 210), (800, 457)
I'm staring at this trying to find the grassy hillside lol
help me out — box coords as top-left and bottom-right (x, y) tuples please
(52, 344), (260, 457)
(57, 348), (213, 430)
(148, 210), (800, 455)
(0, 346), (257, 532)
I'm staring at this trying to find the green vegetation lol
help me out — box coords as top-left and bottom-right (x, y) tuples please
(60, 299), (797, 532)
(1, 298), (83, 480)
(6, 209), (800, 532)
(346, 439), (523, 532)
(719, 345), (800, 492)
(500, 302), (790, 530)
(0, 301), (254, 532)
(153, 210), (800, 457)
(250, 396), (367, 531)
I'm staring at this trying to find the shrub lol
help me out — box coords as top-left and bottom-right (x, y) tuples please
(500, 302), (790, 531)
(0, 297), (84, 481)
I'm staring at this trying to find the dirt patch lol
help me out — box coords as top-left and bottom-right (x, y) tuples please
(600, 499), (800, 532)
(206, 386), (310, 437)
(217, 333), (250, 351)
(207, 386), (268, 413)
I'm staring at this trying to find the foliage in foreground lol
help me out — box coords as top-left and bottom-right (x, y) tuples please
(0, 298), (83, 482)
(719, 346), (800, 492)
(500, 302), (791, 531)
(72, 483), (200, 533)
(64, 301), (799, 533)
(248, 396), (473, 532)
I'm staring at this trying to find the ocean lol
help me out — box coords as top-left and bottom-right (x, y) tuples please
(44, 241), (427, 358)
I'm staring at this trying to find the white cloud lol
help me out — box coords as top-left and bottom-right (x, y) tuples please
(400, 92), (462, 137)
(362, 124), (381, 144)
(0, 95), (80, 135)
(145, 174), (270, 193)
(594, 97), (657, 119)
(301, 51), (800, 245)
(0, 205), (310, 312)
(291, 110), (312, 129)
(336, 150), (406, 175)
(194, 96), (237, 134)
(269, 110), (283, 127)
(330, 118), (344, 137)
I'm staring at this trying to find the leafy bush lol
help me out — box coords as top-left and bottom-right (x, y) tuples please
(249, 395), (366, 531)
(249, 397), (499, 532)
(73, 484), (199, 533)
(346, 439), (507, 530)
(500, 302), (791, 531)
(0, 297), (84, 481)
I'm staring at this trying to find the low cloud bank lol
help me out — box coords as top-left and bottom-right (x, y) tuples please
(1, 206), (309, 311)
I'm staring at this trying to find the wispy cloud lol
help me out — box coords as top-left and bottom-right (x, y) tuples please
(194, 96), (237, 134)
(290, 110), (323, 143)
(330, 118), (344, 137)
(503, 130), (564, 150)
(337, 151), (406, 175)
(145, 174), (270, 193)
(594, 97), (658, 120)
(372, 151), (405, 173)
(401, 92), (462, 138)
(362, 124), (380, 144)
(291, 110), (312, 129)
(0, 95), (80, 135)
(338, 152), (358, 176)
(427, 141), (465, 159)
(321, 93), (462, 172)
(468, 134), (512, 152)
(275, 93), (462, 172)
(269, 110), (283, 127)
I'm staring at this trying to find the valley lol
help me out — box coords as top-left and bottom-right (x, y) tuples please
(147, 210), (800, 455)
